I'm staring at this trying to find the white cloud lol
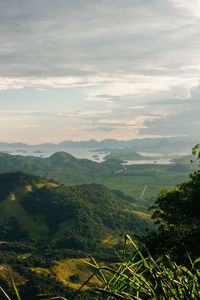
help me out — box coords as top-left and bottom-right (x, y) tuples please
(141, 84), (200, 136)
(171, 0), (200, 18)
(129, 106), (145, 109)
(0, 0), (199, 141)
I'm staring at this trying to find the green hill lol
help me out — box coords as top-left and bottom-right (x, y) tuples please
(0, 152), (106, 184)
(0, 171), (152, 246)
(0, 151), (193, 214)
(104, 149), (157, 161)
(0, 171), (153, 299)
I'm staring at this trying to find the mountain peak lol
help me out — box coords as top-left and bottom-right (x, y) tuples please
(49, 151), (76, 160)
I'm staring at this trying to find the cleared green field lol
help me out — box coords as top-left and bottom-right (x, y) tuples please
(98, 164), (193, 211)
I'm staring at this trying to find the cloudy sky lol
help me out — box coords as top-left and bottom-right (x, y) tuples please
(0, 0), (200, 144)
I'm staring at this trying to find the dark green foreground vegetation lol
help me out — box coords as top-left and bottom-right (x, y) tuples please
(80, 235), (200, 299)
(79, 145), (200, 299)
(0, 171), (152, 299)
(0, 145), (199, 299)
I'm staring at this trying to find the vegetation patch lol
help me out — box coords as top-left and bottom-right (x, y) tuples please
(52, 258), (103, 290)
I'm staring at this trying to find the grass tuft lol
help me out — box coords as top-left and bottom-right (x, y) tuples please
(79, 235), (200, 299)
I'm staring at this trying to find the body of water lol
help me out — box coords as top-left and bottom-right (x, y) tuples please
(0, 146), (186, 165)
(0, 146), (108, 162)
(122, 158), (173, 165)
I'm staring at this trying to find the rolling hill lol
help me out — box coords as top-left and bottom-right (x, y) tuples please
(0, 171), (152, 245)
(0, 152), (115, 184)
(0, 171), (153, 299)
(0, 151), (194, 213)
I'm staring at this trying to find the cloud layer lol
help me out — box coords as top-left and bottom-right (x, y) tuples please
(0, 0), (199, 142)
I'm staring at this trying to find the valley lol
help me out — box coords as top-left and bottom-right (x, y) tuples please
(1, 0), (200, 296)
(0, 145), (197, 299)
(0, 150), (194, 212)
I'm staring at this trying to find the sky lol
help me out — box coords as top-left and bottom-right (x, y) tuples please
(0, 0), (200, 144)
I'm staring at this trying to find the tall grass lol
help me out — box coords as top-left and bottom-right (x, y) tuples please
(2, 235), (200, 299)
(78, 235), (200, 299)
(0, 286), (12, 300)
(0, 279), (21, 300)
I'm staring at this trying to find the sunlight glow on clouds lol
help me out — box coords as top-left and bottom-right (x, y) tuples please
(0, 0), (199, 142)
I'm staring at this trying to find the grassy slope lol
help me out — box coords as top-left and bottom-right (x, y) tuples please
(0, 182), (57, 239)
(0, 172), (152, 295)
(0, 165), (194, 296)
(0, 172), (153, 244)
(51, 258), (103, 290)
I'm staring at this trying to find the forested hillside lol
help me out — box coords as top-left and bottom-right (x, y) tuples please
(0, 171), (152, 299)
(0, 151), (194, 213)
(80, 146), (200, 299)
(0, 147), (199, 299)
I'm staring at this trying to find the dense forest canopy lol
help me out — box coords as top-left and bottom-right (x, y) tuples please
(0, 145), (199, 299)
(144, 144), (200, 262)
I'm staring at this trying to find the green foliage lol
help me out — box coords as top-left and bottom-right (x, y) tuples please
(0, 216), (27, 240)
(80, 235), (200, 299)
(191, 143), (200, 165)
(0, 145), (199, 299)
(12, 278), (22, 300)
(143, 146), (200, 262)
(0, 171), (44, 200)
(19, 181), (151, 245)
(0, 152), (102, 184)
(0, 151), (193, 208)
(0, 171), (154, 299)
(0, 171), (152, 255)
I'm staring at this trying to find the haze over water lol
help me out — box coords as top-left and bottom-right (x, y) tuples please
(0, 145), (187, 165)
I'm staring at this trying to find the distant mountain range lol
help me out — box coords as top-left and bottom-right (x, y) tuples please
(0, 136), (199, 152)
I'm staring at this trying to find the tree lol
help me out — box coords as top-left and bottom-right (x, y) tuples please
(191, 143), (200, 165)
(145, 144), (200, 262)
